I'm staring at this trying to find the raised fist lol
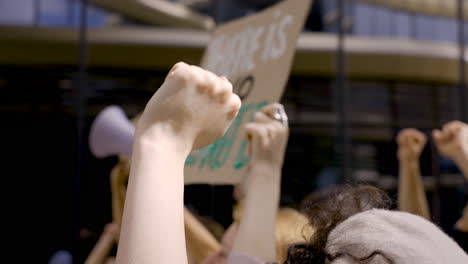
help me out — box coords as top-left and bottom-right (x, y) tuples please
(433, 121), (468, 161)
(397, 128), (427, 162)
(138, 62), (241, 150)
(244, 103), (289, 169)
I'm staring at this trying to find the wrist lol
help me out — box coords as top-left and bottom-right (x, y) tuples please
(452, 149), (468, 165)
(399, 159), (421, 178)
(250, 156), (284, 171)
(452, 155), (468, 179)
(249, 162), (282, 177)
(246, 163), (282, 190)
(136, 122), (193, 157)
(398, 156), (420, 165)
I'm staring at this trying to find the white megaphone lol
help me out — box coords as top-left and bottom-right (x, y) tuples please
(89, 105), (135, 158)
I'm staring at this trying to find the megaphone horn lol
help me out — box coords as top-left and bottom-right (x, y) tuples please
(89, 105), (135, 158)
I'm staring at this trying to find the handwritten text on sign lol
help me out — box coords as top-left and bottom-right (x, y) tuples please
(184, 0), (312, 185)
(204, 11), (293, 77)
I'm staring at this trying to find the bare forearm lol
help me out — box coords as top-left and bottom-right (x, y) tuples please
(451, 152), (468, 232)
(116, 136), (189, 264)
(110, 167), (124, 229)
(232, 164), (280, 262)
(398, 160), (430, 220)
(453, 152), (468, 180)
(85, 235), (115, 264)
(184, 207), (221, 262)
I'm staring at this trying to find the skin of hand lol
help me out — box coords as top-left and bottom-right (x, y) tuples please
(396, 128), (430, 220)
(85, 223), (118, 264)
(433, 121), (468, 178)
(245, 104), (289, 170)
(201, 223), (238, 264)
(239, 104), (289, 203)
(231, 103), (289, 262)
(184, 207), (222, 264)
(137, 62), (241, 151)
(201, 104), (291, 263)
(433, 121), (468, 232)
(397, 128), (427, 162)
(116, 62), (241, 264)
(110, 158), (130, 239)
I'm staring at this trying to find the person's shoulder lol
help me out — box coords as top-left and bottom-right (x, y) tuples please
(450, 229), (468, 254)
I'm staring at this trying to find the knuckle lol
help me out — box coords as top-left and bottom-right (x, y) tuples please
(168, 63), (191, 81)
(174, 61), (187, 68)
(217, 81), (233, 102)
(227, 95), (241, 119)
(230, 94), (241, 108)
(223, 79), (233, 93)
(170, 61), (187, 72)
(198, 72), (218, 93)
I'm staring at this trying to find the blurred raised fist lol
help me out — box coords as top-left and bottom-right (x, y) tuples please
(397, 128), (427, 162)
(244, 103), (289, 169)
(432, 121), (468, 161)
(138, 62), (241, 150)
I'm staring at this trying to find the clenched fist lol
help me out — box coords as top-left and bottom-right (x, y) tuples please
(397, 129), (427, 162)
(433, 121), (468, 161)
(138, 62), (241, 150)
(244, 103), (289, 169)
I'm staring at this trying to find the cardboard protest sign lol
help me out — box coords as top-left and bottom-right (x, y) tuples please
(184, 0), (312, 184)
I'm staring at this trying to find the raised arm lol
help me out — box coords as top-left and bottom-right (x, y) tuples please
(116, 62), (241, 264)
(397, 128), (430, 220)
(433, 121), (468, 178)
(109, 159), (129, 236)
(184, 207), (221, 263)
(433, 121), (468, 232)
(85, 223), (118, 264)
(231, 104), (289, 262)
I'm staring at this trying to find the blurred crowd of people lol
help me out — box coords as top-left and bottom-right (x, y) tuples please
(63, 62), (468, 264)
(2, 1), (466, 263)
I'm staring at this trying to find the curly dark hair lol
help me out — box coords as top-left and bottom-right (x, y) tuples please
(285, 185), (393, 264)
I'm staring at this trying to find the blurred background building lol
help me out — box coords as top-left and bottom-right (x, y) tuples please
(0, 0), (466, 262)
